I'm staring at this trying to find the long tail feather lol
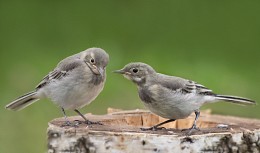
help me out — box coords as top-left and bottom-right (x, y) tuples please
(216, 95), (256, 105)
(5, 91), (39, 111)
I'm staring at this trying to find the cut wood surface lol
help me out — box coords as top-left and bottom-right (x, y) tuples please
(48, 108), (260, 153)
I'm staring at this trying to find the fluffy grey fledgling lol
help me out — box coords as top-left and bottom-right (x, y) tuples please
(6, 48), (109, 126)
(114, 62), (256, 133)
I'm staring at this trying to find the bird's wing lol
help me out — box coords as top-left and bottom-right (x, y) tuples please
(35, 57), (83, 89)
(157, 74), (215, 96)
(182, 80), (215, 95)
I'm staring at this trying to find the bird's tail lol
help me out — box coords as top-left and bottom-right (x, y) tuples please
(5, 91), (39, 111)
(215, 95), (256, 105)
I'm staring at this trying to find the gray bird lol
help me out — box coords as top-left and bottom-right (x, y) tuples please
(6, 48), (109, 126)
(114, 62), (256, 133)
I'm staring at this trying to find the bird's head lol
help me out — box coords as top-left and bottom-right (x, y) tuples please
(113, 62), (156, 85)
(81, 48), (109, 78)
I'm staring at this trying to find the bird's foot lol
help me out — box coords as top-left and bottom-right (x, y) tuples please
(182, 125), (200, 135)
(71, 119), (103, 125)
(61, 120), (79, 128)
(84, 120), (103, 125)
(140, 126), (166, 131)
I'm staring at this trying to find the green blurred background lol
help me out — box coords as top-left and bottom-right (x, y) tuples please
(0, 1), (259, 152)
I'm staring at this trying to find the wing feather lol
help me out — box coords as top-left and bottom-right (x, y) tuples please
(35, 57), (83, 89)
(157, 74), (215, 96)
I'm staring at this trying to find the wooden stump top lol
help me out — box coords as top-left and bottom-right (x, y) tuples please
(48, 108), (260, 153)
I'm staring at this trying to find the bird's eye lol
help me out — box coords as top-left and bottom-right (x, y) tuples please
(90, 58), (95, 64)
(132, 68), (138, 73)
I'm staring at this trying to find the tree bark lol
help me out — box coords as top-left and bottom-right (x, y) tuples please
(47, 108), (260, 153)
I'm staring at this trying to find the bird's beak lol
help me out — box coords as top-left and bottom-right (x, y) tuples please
(92, 65), (105, 78)
(113, 69), (125, 74)
(97, 67), (104, 78)
(113, 69), (131, 76)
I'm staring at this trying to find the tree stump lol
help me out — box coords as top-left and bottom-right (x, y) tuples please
(47, 108), (260, 153)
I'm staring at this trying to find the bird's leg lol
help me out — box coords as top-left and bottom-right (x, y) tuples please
(192, 110), (200, 130)
(182, 110), (200, 135)
(74, 109), (103, 125)
(60, 107), (75, 127)
(140, 119), (176, 131)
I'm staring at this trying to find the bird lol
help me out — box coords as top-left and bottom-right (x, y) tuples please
(113, 62), (256, 134)
(5, 47), (109, 126)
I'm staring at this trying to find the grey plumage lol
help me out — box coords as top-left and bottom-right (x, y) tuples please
(114, 62), (256, 133)
(6, 47), (109, 126)
(215, 95), (255, 105)
(5, 91), (39, 111)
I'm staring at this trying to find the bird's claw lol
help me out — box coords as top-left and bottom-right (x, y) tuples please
(140, 126), (166, 131)
(69, 119), (103, 126)
(61, 121), (79, 128)
(84, 120), (103, 125)
(182, 125), (200, 135)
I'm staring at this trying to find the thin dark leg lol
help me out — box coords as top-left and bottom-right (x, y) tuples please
(182, 110), (200, 135)
(74, 109), (102, 125)
(141, 119), (176, 131)
(60, 107), (73, 127)
(74, 109), (88, 121)
(191, 110), (200, 130)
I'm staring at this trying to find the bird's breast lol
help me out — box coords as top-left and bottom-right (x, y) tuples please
(42, 68), (105, 110)
(89, 74), (104, 85)
(138, 86), (155, 103)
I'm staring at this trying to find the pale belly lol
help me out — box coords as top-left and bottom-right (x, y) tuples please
(143, 93), (214, 119)
(144, 100), (196, 119)
(39, 73), (104, 110)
